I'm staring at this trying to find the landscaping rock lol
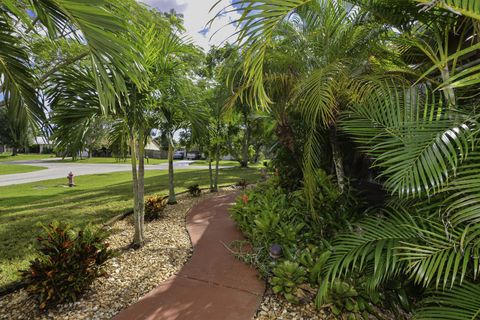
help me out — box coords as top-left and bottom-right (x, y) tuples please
(254, 291), (326, 320)
(0, 188), (237, 320)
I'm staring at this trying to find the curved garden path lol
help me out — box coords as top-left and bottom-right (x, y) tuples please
(114, 193), (265, 320)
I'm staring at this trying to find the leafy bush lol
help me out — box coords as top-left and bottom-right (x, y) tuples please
(187, 184), (201, 197)
(270, 261), (308, 304)
(236, 178), (248, 189)
(230, 180), (310, 251)
(229, 173), (379, 314)
(23, 222), (114, 310)
(145, 195), (167, 221)
(301, 169), (363, 239)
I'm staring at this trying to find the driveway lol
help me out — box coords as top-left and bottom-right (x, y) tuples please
(0, 159), (215, 186)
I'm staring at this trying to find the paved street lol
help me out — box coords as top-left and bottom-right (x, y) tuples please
(0, 159), (215, 186)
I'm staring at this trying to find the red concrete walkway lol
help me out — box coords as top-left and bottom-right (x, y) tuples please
(114, 193), (265, 320)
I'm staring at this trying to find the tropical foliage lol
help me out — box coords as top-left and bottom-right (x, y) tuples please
(23, 222), (114, 310)
(223, 0), (480, 318)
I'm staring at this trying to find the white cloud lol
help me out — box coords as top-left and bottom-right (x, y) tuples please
(140, 0), (240, 51)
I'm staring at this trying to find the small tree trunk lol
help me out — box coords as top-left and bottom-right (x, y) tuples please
(208, 152), (213, 191)
(253, 146), (260, 163)
(11, 147), (17, 156)
(130, 132), (144, 248)
(329, 126), (345, 192)
(213, 144), (220, 192)
(167, 135), (177, 204)
(137, 134), (145, 239)
(441, 65), (456, 107)
(241, 111), (249, 167)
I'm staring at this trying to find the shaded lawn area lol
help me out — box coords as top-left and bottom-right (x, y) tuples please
(190, 160), (269, 168)
(0, 153), (56, 162)
(0, 164), (47, 175)
(53, 157), (170, 165)
(0, 167), (259, 288)
(190, 160), (239, 166)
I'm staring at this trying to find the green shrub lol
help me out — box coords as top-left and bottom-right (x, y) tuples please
(300, 169), (362, 239)
(297, 246), (331, 285)
(23, 222), (114, 310)
(236, 178), (248, 189)
(316, 280), (377, 319)
(187, 184), (201, 197)
(230, 175), (371, 313)
(145, 195), (167, 221)
(270, 261), (308, 304)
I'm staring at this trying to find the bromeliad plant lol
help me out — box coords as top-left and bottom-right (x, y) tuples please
(270, 261), (308, 304)
(144, 195), (168, 221)
(187, 184), (202, 197)
(23, 222), (114, 310)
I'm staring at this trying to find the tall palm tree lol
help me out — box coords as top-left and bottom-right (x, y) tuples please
(50, 5), (190, 248)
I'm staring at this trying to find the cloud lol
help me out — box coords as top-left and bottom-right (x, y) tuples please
(142, 0), (188, 13)
(140, 0), (240, 51)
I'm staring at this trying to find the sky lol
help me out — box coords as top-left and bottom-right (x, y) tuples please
(139, 0), (241, 50)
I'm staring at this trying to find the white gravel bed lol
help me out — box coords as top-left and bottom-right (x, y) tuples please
(254, 291), (326, 320)
(0, 188), (237, 320)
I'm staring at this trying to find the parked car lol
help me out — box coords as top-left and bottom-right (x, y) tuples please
(173, 151), (184, 160)
(186, 151), (202, 160)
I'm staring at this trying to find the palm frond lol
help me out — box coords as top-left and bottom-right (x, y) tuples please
(341, 85), (478, 197)
(211, 0), (312, 107)
(415, 0), (480, 20)
(397, 222), (480, 289)
(324, 206), (419, 290)
(444, 152), (480, 226)
(0, 14), (43, 124)
(29, 0), (145, 111)
(415, 281), (480, 320)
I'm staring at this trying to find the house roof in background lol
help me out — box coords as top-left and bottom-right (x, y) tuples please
(33, 136), (51, 145)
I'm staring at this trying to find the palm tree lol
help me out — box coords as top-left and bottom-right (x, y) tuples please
(220, 0), (391, 200)
(50, 5), (190, 248)
(155, 94), (205, 204)
(145, 30), (203, 204)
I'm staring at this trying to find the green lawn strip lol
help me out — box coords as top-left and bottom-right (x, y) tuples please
(190, 160), (239, 166)
(0, 164), (47, 175)
(53, 157), (170, 165)
(190, 160), (268, 168)
(0, 153), (56, 162)
(0, 167), (259, 288)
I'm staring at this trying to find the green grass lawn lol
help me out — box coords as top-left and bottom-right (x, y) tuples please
(190, 160), (239, 166)
(190, 160), (269, 168)
(0, 164), (47, 175)
(54, 157), (170, 165)
(0, 167), (259, 288)
(0, 153), (56, 162)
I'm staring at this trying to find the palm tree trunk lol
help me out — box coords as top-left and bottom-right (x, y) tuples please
(213, 144), (220, 192)
(329, 126), (345, 192)
(276, 121), (296, 154)
(137, 133), (145, 239)
(208, 152), (213, 191)
(130, 132), (144, 248)
(441, 65), (456, 107)
(167, 134), (177, 204)
(241, 111), (249, 167)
